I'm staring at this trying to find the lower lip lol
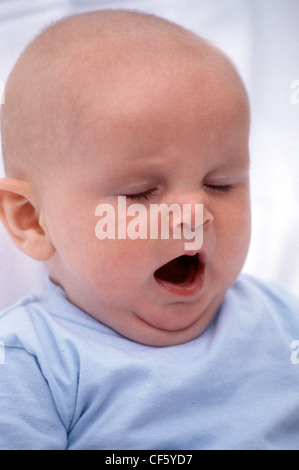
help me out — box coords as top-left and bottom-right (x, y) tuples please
(154, 258), (205, 299)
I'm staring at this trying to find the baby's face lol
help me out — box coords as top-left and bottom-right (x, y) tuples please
(44, 56), (251, 346)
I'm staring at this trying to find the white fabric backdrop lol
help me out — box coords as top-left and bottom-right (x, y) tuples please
(0, 0), (298, 310)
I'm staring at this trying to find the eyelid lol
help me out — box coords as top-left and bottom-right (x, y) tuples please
(204, 174), (243, 187)
(204, 183), (234, 193)
(122, 188), (158, 201)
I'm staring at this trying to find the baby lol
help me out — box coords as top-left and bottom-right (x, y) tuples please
(0, 9), (298, 450)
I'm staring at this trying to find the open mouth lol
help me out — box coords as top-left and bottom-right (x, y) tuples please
(154, 254), (205, 297)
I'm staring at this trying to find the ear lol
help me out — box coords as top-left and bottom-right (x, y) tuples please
(0, 177), (55, 261)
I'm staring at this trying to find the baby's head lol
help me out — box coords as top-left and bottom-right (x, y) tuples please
(0, 10), (251, 346)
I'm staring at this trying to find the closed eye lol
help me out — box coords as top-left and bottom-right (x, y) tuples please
(204, 184), (234, 194)
(124, 188), (157, 201)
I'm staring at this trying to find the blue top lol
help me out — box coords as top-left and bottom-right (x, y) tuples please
(0, 275), (298, 450)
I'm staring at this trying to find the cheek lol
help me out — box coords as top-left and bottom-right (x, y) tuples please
(75, 237), (149, 287)
(47, 193), (152, 283)
(214, 197), (251, 262)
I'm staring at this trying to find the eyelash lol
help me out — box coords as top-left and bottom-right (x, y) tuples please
(125, 188), (157, 201)
(124, 184), (233, 201)
(205, 184), (233, 194)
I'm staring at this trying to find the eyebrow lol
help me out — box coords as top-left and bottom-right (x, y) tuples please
(210, 157), (250, 171)
(114, 165), (163, 183)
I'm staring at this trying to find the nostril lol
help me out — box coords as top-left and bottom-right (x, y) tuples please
(172, 203), (204, 232)
(203, 208), (213, 227)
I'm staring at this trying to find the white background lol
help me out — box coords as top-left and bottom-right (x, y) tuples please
(0, 0), (298, 309)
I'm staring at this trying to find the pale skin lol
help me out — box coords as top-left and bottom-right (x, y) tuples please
(0, 11), (251, 347)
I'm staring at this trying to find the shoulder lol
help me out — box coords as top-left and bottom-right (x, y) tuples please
(0, 279), (104, 431)
(223, 273), (299, 336)
(233, 273), (299, 309)
(0, 277), (108, 346)
(0, 277), (125, 374)
(0, 279), (99, 383)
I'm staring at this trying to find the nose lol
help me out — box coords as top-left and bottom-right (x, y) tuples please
(170, 199), (212, 251)
(171, 198), (213, 233)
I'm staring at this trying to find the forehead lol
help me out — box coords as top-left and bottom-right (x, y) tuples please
(71, 52), (249, 155)
(17, 21), (249, 186)
(2, 11), (249, 184)
(53, 17), (248, 125)
(60, 62), (249, 197)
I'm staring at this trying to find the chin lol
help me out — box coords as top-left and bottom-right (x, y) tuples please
(120, 298), (222, 348)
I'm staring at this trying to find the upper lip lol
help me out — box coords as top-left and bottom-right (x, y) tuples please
(154, 247), (206, 273)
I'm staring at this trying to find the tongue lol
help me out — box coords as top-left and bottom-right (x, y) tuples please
(154, 255), (195, 284)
